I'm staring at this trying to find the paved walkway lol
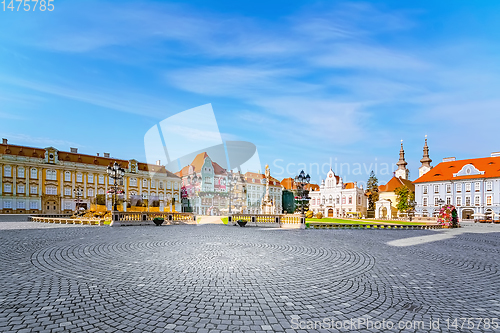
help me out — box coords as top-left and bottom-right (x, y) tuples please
(1, 222), (499, 332)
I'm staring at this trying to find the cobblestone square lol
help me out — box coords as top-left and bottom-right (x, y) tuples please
(1, 222), (499, 332)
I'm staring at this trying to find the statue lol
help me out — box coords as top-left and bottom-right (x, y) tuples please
(260, 165), (275, 214)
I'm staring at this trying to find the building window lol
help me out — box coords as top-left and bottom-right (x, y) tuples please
(159, 181), (164, 189)
(487, 195), (492, 206)
(434, 197), (440, 206)
(486, 182), (493, 191)
(475, 182), (480, 192)
(329, 195), (333, 204)
(446, 184), (451, 193)
(336, 196), (340, 204)
(17, 185), (25, 194)
(30, 186), (38, 194)
(17, 167), (25, 178)
(423, 186), (428, 194)
(348, 196), (352, 204)
(31, 168), (37, 179)
(88, 189), (94, 197)
(99, 175), (105, 184)
(465, 183), (471, 192)
(322, 196), (325, 204)
(475, 195), (480, 206)
(98, 189), (104, 195)
(3, 200), (11, 209)
(167, 181), (171, 189)
(88, 174), (94, 183)
(17, 201), (25, 209)
(456, 183), (462, 193)
(151, 180), (156, 188)
(46, 186), (57, 195)
(64, 171), (71, 182)
(143, 179), (148, 187)
(30, 201), (38, 209)
(4, 184), (11, 193)
(46, 169), (57, 180)
(465, 196), (471, 206)
(4, 165), (11, 177)
(456, 197), (462, 206)
(76, 173), (83, 183)
(64, 187), (71, 196)
(342, 196), (346, 204)
(434, 185), (439, 193)
(64, 202), (72, 210)
(174, 182), (178, 190)
(446, 197), (451, 205)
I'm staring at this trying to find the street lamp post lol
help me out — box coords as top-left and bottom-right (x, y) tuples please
(190, 174), (198, 214)
(294, 170), (311, 215)
(106, 162), (125, 211)
(408, 199), (416, 221)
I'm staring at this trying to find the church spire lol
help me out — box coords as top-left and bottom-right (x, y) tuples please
(395, 140), (409, 180)
(418, 135), (433, 177)
(420, 135), (432, 166)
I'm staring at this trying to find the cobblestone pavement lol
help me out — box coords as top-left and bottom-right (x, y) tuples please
(1, 222), (499, 333)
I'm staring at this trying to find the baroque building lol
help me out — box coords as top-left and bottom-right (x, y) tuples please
(309, 169), (367, 217)
(414, 151), (500, 220)
(375, 141), (414, 219)
(0, 139), (181, 214)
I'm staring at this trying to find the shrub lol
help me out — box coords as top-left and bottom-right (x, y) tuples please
(316, 212), (323, 219)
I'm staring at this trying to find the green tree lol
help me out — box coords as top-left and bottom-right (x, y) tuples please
(366, 171), (379, 211)
(395, 185), (415, 214)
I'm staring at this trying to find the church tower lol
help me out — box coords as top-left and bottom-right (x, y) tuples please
(395, 140), (409, 180)
(418, 135), (432, 177)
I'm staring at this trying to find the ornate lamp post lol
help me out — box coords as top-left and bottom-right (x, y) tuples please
(106, 162), (125, 211)
(408, 199), (416, 221)
(190, 174), (199, 214)
(227, 171), (239, 215)
(294, 170), (311, 215)
(74, 186), (83, 212)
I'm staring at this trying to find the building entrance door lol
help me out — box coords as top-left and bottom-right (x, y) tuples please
(328, 208), (333, 217)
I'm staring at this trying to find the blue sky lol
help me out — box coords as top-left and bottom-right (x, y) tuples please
(1, 0), (500, 186)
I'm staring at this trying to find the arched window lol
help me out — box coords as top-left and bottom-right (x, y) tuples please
(17, 167), (24, 178)
(322, 196), (325, 204)
(31, 168), (37, 179)
(336, 196), (340, 204)
(64, 171), (71, 182)
(348, 196), (353, 204)
(342, 196), (346, 204)
(4, 165), (11, 177)
(329, 195), (333, 204)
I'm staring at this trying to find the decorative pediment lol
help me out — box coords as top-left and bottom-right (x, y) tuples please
(453, 164), (485, 177)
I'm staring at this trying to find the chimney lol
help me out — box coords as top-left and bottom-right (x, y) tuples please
(156, 160), (161, 166)
(70, 147), (78, 153)
(96, 153), (100, 157)
(2, 138), (7, 144)
(492, 152), (500, 157)
(443, 157), (456, 162)
(104, 153), (110, 158)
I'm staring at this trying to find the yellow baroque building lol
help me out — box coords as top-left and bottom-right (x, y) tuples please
(0, 139), (181, 214)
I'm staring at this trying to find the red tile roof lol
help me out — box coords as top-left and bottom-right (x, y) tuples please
(245, 172), (281, 186)
(413, 156), (500, 183)
(0, 143), (178, 177)
(176, 152), (227, 177)
(379, 177), (415, 192)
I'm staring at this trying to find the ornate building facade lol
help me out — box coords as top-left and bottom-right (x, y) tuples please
(309, 169), (367, 217)
(0, 139), (181, 214)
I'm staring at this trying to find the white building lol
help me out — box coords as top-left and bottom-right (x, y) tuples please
(414, 150), (500, 220)
(245, 172), (282, 214)
(309, 169), (367, 218)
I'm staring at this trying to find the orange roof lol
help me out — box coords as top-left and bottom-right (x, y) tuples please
(379, 177), (415, 192)
(305, 183), (320, 191)
(0, 143), (178, 178)
(344, 182), (356, 189)
(245, 172), (281, 186)
(413, 156), (500, 183)
(176, 152), (227, 177)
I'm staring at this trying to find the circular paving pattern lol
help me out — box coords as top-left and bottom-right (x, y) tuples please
(1, 223), (500, 332)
